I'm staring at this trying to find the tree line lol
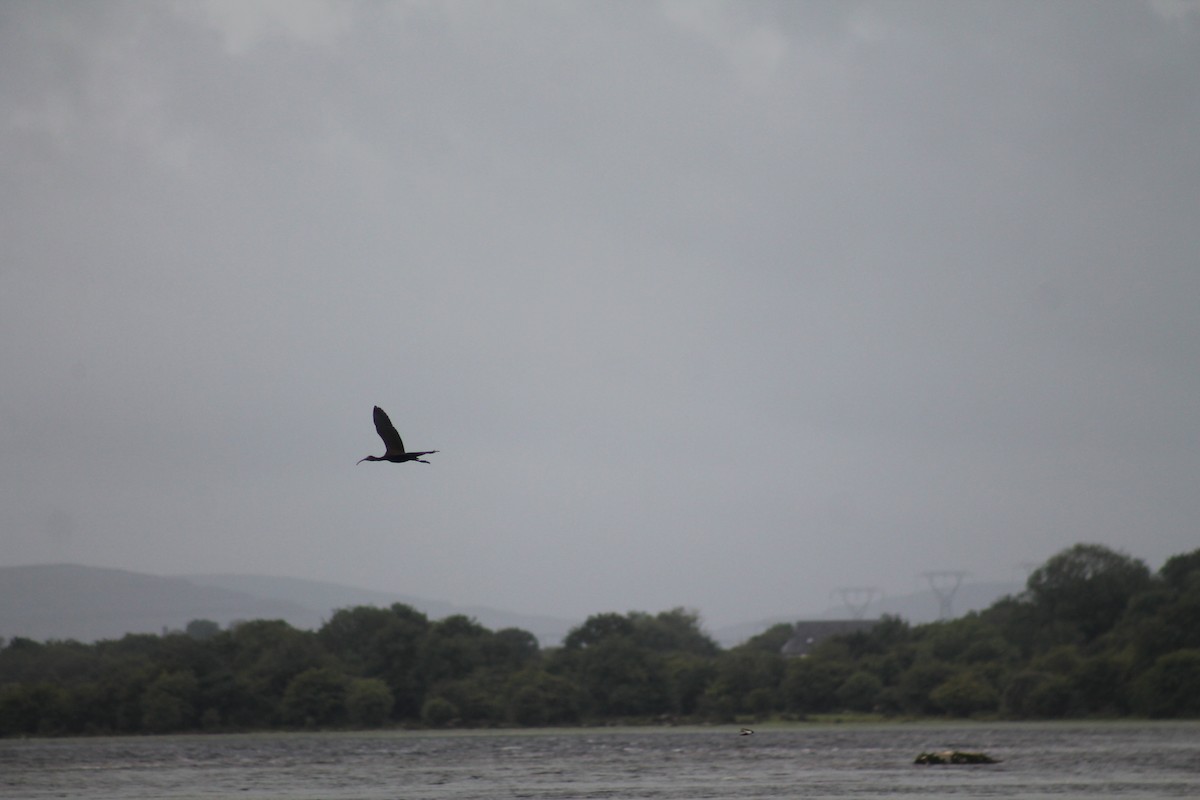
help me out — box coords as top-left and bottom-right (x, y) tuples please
(2, 542), (1198, 736)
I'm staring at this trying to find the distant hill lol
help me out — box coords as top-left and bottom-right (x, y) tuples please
(0, 564), (316, 642)
(0, 564), (579, 646)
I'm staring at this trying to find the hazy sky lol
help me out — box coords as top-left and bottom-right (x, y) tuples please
(3, 0), (1198, 629)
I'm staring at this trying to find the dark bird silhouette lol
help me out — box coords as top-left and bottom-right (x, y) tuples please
(357, 406), (438, 465)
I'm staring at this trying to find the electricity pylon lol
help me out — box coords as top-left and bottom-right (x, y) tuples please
(831, 586), (881, 620)
(922, 571), (967, 620)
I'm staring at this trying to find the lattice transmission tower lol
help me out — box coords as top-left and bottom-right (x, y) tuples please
(922, 571), (967, 620)
(830, 586), (881, 620)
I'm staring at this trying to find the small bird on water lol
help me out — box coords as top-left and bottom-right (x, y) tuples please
(739, 728), (754, 736)
(357, 406), (438, 465)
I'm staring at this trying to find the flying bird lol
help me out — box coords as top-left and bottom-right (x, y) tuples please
(739, 728), (754, 736)
(357, 406), (438, 465)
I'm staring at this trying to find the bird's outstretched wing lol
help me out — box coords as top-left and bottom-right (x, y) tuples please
(373, 406), (406, 456)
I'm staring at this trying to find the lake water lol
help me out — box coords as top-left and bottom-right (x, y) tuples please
(2, 722), (1198, 799)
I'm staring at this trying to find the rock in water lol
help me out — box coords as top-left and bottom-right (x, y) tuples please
(914, 751), (998, 765)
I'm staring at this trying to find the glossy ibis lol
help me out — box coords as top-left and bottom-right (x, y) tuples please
(357, 406), (438, 464)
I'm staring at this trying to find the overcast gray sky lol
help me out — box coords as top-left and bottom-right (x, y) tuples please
(3, 0), (1198, 630)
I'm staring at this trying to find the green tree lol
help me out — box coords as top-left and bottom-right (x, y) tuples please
(1158, 549), (1200, 591)
(192, 667), (255, 729)
(574, 637), (668, 716)
(781, 658), (852, 714)
(835, 671), (883, 712)
(1126, 556), (1200, 665)
(1002, 670), (1047, 717)
(427, 675), (502, 724)
(417, 615), (491, 686)
(920, 616), (1008, 665)
(318, 605), (428, 675)
(739, 623), (796, 655)
(1026, 544), (1151, 643)
(1071, 653), (1130, 715)
(487, 628), (540, 670)
(839, 616), (911, 659)
(979, 595), (1045, 658)
(87, 645), (158, 733)
(345, 678), (394, 727)
(563, 613), (636, 650)
(555, 613), (680, 718)
(1028, 675), (1075, 717)
(229, 620), (328, 713)
(185, 619), (221, 641)
(317, 604), (429, 718)
(663, 653), (716, 716)
(141, 670), (199, 733)
(629, 608), (719, 656)
(281, 667), (347, 727)
(11, 546), (1200, 736)
(5, 683), (37, 735)
(705, 649), (783, 716)
(1131, 649), (1200, 718)
(421, 695), (458, 727)
(505, 668), (583, 725)
(894, 661), (955, 715)
(930, 671), (998, 717)
(1031, 645), (1081, 676)
(1003, 670), (1074, 718)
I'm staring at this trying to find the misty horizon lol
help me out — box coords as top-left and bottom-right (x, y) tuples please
(1, 561), (1034, 650)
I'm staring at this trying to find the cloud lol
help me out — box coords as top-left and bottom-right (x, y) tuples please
(660, 0), (790, 90)
(2, 1), (1198, 629)
(1148, 0), (1200, 22)
(177, 0), (354, 55)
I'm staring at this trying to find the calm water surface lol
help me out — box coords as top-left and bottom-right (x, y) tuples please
(2, 722), (1198, 799)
